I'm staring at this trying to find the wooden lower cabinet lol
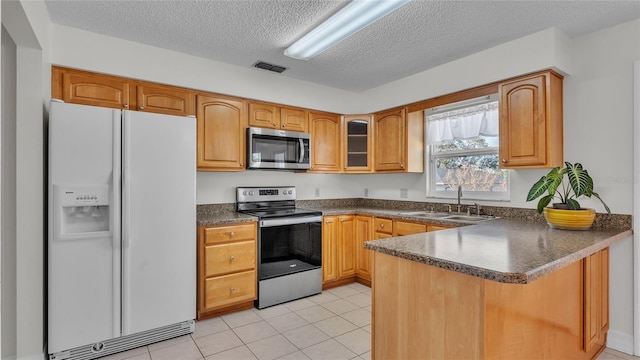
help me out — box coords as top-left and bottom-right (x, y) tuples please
(584, 248), (609, 359)
(198, 222), (257, 319)
(354, 215), (374, 284)
(322, 215), (356, 287)
(372, 248), (611, 360)
(393, 220), (427, 236)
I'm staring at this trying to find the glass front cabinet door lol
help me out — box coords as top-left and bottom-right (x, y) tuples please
(342, 115), (373, 173)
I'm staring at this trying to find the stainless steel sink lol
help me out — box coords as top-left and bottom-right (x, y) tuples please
(399, 211), (451, 218)
(443, 215), (494, 222)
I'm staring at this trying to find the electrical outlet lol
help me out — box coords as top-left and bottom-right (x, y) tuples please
(400, 188), (408, 198)
(364, 188), (369, 197)
(315, 188), (320, 197)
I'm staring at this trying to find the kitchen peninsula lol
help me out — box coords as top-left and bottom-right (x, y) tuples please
(365, 218), (631, 360)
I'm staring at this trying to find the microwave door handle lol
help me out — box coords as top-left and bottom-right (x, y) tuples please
(298, 139), (304, 163)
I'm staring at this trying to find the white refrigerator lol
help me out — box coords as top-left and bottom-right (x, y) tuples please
(48, 100), (196, 360)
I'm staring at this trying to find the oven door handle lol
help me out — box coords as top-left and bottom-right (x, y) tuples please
(260, 216), (322, 228)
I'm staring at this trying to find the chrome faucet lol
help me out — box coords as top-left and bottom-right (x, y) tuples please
(456, 185), (462, 213)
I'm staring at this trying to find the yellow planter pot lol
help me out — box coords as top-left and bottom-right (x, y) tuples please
(543, 208), (596, 230)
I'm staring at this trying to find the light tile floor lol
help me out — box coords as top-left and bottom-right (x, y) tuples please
(97, 282), (638, 360)
(100, 283), (373, 360)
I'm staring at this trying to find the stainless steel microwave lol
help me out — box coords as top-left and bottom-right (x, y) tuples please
(246, 127), (311, 170)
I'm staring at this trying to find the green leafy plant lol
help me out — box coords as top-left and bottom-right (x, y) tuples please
(526, 162), (610, 214)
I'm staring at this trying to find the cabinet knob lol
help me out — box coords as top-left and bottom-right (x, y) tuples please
(139, 106), (144, 110)
(230, 255), (235, 261)
(239, 163), (243, 167)
(400, 164), (405, 169)
(502, 159), (507, 163)
(282, 124), (286, 128)
(230, 287), (235, 292)
(123, 104), (129, 109)
(272, 122), (276, 127)
(380, 224), (385, 228)
(229, 231), (235, 237)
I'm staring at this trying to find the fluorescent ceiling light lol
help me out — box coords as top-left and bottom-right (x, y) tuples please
(284, 0), (410, 61)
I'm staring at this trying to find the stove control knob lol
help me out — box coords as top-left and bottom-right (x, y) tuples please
(242, 191), (247, 196)
(288, 190), (292, 194)
(249, 191), (254, 196)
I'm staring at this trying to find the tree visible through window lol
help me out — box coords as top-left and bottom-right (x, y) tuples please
(426, 96), (509, 200)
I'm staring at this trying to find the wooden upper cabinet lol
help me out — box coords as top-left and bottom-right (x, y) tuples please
(196, 94), (247, 171)
(137, 83), (195, 116)
(343, 115), (373, 173)
(58, 69), (132, 110)
(375, 107), (423, 172)
(248, 102), (307, 132)
(280, 106), (307, 132)
(499, 70), (563, 168)
(52, 67), (197, 117)
(309, 111), (341, 172)
(249, 101), (280, 129)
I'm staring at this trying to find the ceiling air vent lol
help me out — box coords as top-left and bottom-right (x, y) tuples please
(253, 61), (287, 73)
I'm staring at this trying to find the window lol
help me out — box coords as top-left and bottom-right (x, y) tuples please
(426, 94), (509, 201)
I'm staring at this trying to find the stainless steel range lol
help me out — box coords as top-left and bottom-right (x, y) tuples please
(236, 186), (322, 309)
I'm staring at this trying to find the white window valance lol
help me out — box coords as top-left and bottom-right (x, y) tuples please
(426, 101), (499, 145)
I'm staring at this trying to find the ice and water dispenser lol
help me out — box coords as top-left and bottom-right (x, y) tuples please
(54, 185), (111, 240)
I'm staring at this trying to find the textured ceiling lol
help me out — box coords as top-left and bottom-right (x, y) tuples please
(44, 0), (640, 93)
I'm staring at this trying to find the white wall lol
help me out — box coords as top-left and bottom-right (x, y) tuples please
(2, 0), (50, 358)
(1, 23), (18, 360)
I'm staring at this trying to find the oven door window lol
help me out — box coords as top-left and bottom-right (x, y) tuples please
(259, 222), (321, 280)
(250, 134), (309, 165)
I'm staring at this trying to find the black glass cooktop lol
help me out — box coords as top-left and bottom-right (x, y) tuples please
(239, 207), (322, 219)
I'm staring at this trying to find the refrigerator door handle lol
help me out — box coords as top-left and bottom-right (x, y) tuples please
(112, 110), (123, 337)
(122, 111), (132, 334)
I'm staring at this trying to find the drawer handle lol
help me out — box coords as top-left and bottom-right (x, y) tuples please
(230, 255), (235, 261)
(230, 287), (235, 292)
(229, 231), (235, 237)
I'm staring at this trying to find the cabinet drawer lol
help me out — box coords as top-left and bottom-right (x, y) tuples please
(374, 218), (393, 234)
(394, 221), (427, 236)
(428, 224), (454, 232)
(204, 270), (256, 310)
(204, 223), (256, 245)
(205, 241), (256, 277)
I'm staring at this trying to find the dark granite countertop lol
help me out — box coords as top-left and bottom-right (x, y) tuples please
(364, 218), (632, 284)
(196, 211), (257, 226)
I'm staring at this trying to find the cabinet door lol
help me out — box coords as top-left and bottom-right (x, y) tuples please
(499, 71), (563, 169)
(355, 216), (374, 281)
(393, 220), (427, 236)
(196, 95), (247, 171)
(249, 101), (280, 129)
(374, 108), (406, 171)
(137, 83), (195, 116)
(281, 107), (308, 132)
(338, 215), (356, 279)
(343, 115), (373, 172)
(583, 248), (609, 356)
(61, 71), (131, 110)
(309, 111), (341, 172)
(322, 216), (338, 283)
